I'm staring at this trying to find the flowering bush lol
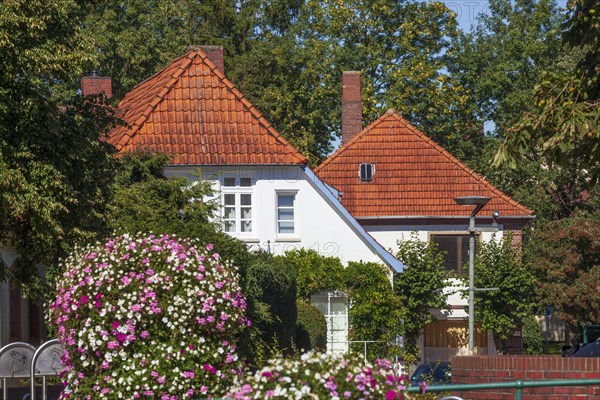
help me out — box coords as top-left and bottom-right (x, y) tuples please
(48, 233), (249, 399)
(228, 351), (415, 399)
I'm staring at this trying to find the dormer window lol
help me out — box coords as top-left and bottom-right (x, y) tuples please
(359, 163), (375, 181)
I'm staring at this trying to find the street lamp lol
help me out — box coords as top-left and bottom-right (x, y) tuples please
(454, 195), (490, 354)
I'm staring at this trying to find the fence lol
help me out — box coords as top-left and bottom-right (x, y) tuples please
(406, 378), (600, 400)
(0, 340), (65, 400)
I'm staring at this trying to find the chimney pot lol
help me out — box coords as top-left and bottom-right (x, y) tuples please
(342, 71), (362, 145)
(188, 45), (224, 73)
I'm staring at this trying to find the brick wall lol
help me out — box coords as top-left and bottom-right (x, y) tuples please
(503, 222), (523, 251)
(451, 355), (600, 399)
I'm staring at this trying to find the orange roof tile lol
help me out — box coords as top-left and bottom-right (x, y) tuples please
(108, 49), (307, 165)
(315, 110), (534, 218)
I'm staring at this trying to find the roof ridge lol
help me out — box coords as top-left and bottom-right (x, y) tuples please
(394, 116), (534, 216)
(201, 54), (307, 164)
(315, 110), (402, 173)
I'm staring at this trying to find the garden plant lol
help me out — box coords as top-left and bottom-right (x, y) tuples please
(48, 233), (249, 399)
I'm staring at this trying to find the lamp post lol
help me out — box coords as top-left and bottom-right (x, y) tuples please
(454, 195), (491, 354)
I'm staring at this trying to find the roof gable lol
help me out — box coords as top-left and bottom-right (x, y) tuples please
(108, 49), (307, 165)
(315, 110), (534, 218)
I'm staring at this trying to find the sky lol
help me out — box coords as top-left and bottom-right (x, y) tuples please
(447, 0), (569, 32)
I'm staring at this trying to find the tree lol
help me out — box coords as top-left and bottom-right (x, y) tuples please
(448, 0), (563, 140)
(526, 216), (600, 345)
(493, 0), (600, 180)
(0, 0), (118, 300)
(232, 0), (476, 162)
(82, 0), (304, 100)
(344, 261), (402, 360)
(394, 233), (450, 364)
(107, 151), (251, 269)
(472, 235), (539, 353)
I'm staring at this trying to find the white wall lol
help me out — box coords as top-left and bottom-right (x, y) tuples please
(165, 165), (390, 266)
(362, 224), (504, 253)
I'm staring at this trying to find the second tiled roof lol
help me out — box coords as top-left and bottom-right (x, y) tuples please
(315, 110), (534, 218)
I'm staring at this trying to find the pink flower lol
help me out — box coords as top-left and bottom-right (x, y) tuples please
(386, 390), (397, 400)
(107, 341), (119, 350)
(140, 331), (149, 339)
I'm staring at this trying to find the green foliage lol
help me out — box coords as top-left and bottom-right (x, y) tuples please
(285, 248), (345, 299)
(295, 299), (327, 352)
(244, 252), (297, 355)
(344, 261), (402, 359)
(449, 0), (563, 139)
(108, 151), (251, 269)
(494, 0), (600, 180)
(522, 315), (544, 354)
(232, 0), (475, 162)
(472, 234), (540, 353)
(0, 0), (118, 300)
(394, 233), (450, 364)
(525, 216), (600, 343)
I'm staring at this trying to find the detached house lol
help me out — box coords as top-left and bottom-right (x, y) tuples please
(101, 46), (403, 353)
(315, 71), (535, 361)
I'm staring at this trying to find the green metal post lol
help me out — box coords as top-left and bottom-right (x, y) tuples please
(514, 380), (523, 400)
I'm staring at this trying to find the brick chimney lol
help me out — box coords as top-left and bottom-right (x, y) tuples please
(187, 45), (224, 73)
(342, 71), (362, 145)
(81, 70), (112, 98)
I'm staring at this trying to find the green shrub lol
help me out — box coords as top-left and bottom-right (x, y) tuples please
(244, 253), (297, 356)
(522, 315), (544, 354)
(295, 299), (327, 351)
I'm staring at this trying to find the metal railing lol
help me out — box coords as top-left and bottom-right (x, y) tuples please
(406, 378), (600, 400)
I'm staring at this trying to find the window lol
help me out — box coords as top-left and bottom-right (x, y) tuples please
(359, 163), (375, 181)
(222, 177), (253, 234)
(277, 193), (296, 234)
(431, 234), (472, 273)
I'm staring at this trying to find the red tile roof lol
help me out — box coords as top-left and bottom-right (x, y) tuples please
(315, 110), (534, 218)
(108, 49), (307, 165)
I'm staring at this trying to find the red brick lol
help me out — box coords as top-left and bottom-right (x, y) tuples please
(564, 372), (584, 379)
(544, 371), (563, 379)
(555, 387), (574, 395)
(527, 371), (545, 379)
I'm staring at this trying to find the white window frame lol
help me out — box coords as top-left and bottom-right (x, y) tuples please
(221, 176), (254, 236)
(275, 190), (299, 240)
